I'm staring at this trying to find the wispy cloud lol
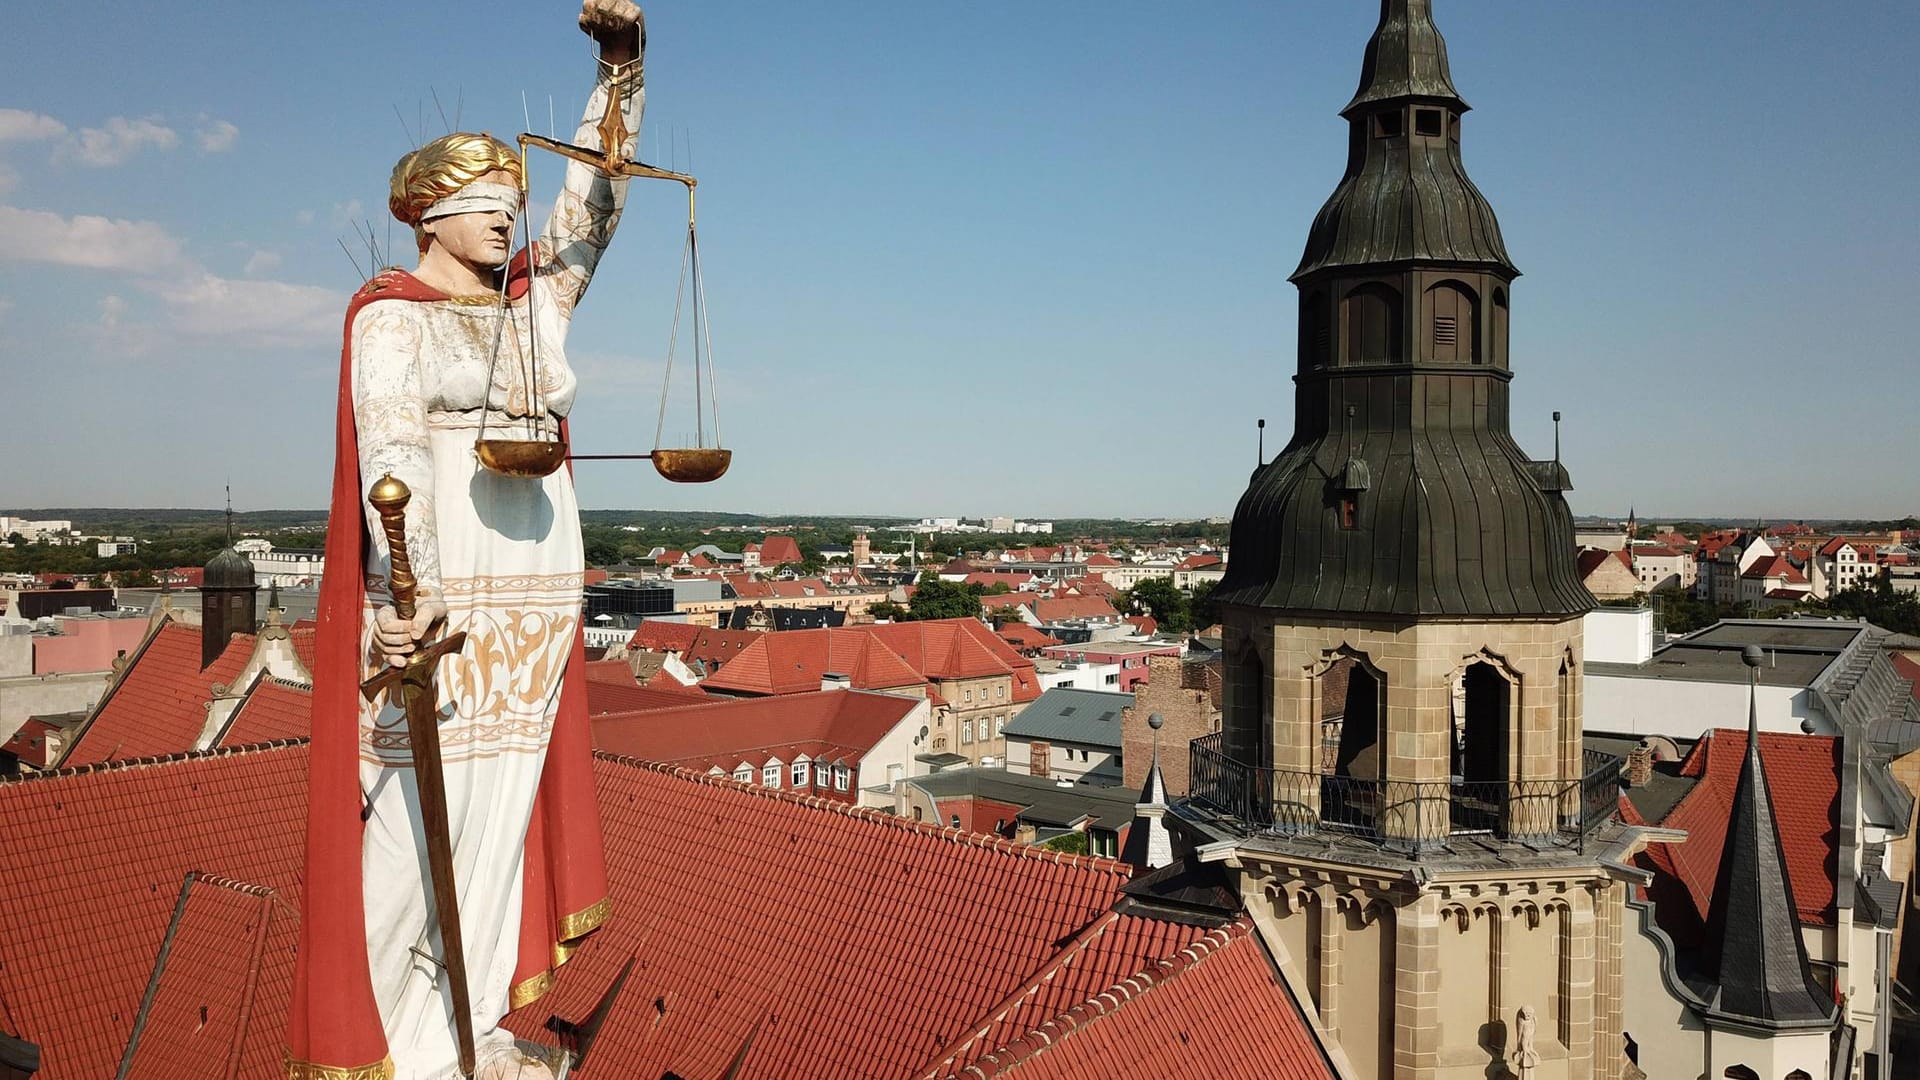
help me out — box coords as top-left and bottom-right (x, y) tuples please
(0, 204), (338, 348)
(243, 249), (282, 276)
(0, 205), (186, 269)
(0, 163), (16, 197)
(194, 117), (239, 154)
(0, 109), (67, 143)
(56, 116), (180, 167)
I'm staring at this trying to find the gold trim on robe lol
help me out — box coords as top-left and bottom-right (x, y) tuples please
(556, 896), (611, 941)
(509, 969), (557, 1011)
(284, 1054), (395, 1080)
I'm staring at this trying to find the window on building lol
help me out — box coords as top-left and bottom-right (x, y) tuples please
(792, 760), (809, 786)
(964, 688), (973, 703)
(962, 721), (974, 744)
(950, 814), (961, 828)
(1372, 110), (1402, 139)
(833, 765), (849, 791)
(733, 764), (752, 783)
(995, 716), (1006, 736)
(997, 685), (1006, 700)
(763, 763), (781, 788)
(1414, 108), (1443, 137)
(1089, 829), (1118, 858)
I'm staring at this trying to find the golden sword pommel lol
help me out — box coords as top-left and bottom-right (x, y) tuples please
(366, 474), (416, 621)
(361, 475), (466, 704)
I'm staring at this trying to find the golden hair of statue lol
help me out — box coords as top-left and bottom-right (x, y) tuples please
(388, 133), (528, 253)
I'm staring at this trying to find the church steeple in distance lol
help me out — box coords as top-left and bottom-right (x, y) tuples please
(1218, 0), (1591, 619)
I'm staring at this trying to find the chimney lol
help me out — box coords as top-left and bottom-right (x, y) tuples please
(820, 672), (851, 692)
(1625, 741), (1655, 787)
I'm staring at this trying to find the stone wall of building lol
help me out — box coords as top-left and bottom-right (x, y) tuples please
(1120, 655), (1219, 796)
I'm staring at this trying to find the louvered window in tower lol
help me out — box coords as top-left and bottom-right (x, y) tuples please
(1433, 315), (1457, 348)
(1424, 281), (1479, 363)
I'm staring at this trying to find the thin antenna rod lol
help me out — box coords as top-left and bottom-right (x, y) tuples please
(1552, 410), (1563, 465)
(391, 103), (416, 147)
(225, 484), (233, 546)
(337, 237), (368, 282)
(453, 86), (463, 130)
(1256, 418), (1266, 467)
(430, 87), (451, 135)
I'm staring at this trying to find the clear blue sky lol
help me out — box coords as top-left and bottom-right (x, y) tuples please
(1, 2), (1915, 521)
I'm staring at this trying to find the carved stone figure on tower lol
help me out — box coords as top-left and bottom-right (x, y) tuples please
(286, 3), (645, 1078)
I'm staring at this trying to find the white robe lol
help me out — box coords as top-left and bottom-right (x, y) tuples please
(348, 72), (640, 1080)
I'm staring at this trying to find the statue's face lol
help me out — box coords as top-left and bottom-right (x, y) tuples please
(420, 169), (520, 269)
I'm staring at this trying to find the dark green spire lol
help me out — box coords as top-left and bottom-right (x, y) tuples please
(1343, 0), (1469, 118)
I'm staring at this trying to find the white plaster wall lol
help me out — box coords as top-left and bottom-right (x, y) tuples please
(1618, 906), (1708, 1075)
(1584, 675), (1814, 739)
(857, 696), (933, 806)
(1583, 608), (1654, 665)
(0, 671), (108, 733)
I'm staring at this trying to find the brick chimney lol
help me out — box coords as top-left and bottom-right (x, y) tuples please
(1625, 741), (1655, 787)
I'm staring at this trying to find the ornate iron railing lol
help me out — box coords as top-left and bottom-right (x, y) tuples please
(1188, 732), (1624, 852)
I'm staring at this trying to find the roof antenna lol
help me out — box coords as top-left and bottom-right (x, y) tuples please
(225, 484), (234, 547)
(1552, 410), (1562, 468)
(1256, 418), (1266, 467)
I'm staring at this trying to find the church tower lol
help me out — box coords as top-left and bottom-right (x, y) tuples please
(200, 498), (258, 670)
(1187, 3), (1633, 1077)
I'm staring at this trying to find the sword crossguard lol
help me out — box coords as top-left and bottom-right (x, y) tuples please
(361, 631), (468, 704)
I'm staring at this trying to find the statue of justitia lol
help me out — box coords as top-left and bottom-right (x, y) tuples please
(287, 3), (644, 1077)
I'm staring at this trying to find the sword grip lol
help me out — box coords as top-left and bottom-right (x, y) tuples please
(366, 474), (417, 622)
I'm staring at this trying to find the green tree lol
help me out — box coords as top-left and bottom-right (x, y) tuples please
(906, 573), (986, 621)
(1040, 831), (1088, 855)
(867, 600), (907, 621)
(1189, 580), (1221, 630)
(1126, 576), (1192, 633)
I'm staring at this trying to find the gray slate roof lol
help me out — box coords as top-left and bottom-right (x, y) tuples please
(1001, 688), (1132, 750)
(908, 767), (1139, 830)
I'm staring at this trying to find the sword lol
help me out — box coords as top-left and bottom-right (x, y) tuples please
(361, 475), (477, 1079)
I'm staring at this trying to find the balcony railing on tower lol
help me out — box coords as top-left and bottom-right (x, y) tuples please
(1187, 732), (1622, 852)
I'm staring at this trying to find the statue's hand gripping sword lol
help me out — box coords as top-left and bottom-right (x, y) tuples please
(361, 475), (477, 1079)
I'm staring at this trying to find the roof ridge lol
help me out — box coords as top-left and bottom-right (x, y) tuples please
(913, 911), (1129, 1077)
(2, 737), (308, 787)
(950, 919), (1251, 1078)
(189, 872), (277, 899)
(591, 750), (1136, 877)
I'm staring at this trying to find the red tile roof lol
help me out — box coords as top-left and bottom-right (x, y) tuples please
(931, 920), (1328, 1079)
(2, 719), (63, 769)
(0, 742), (1333, 1080)
(1643, 728), (1840, 929)
(1026, 596), (1120, 624)
(758, 535), (803, 566)
(702, 628), (930, 696)
(59, 620), (254, 767)
(854, 620), (1042, 702)
(625, 622), (764, 671)
(1084, 554), (1121, 568)
(219, 677), (312, 746)
(997, 623), (1064, 654)
(1176, 554), (1224, 571)
(1891, 654), (1920, 704)
(592, 689), (922, 776)
(1576, 547), (1632, 578)
(0, 743), (308, 1078)
(1124, 615), (1159, 637)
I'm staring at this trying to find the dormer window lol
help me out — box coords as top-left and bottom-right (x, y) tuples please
(1414, 109), (1443, 137)
(1372, 110), (1402, 139)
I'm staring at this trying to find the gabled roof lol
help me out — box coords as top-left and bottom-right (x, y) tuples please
(59, 620), (254, 768)
(218, 676), (312, 746)
(996, 623), (1064, 654)
(1643, 728), (1840, 929)
(586, 677), (710, 715)
(592, 689), (922, 774)
(625, 621), (764, 670)
(0, 725), (1335, 1079)
(1026, 596), (1120, 624)
(0, 742), (308, 1078)
(1818, 536), (1854, 557)
(700, 628), (928, 696)
(854, 620), (1042, 701)
(758, 535), (803, 565)
(1083, 554), (1121, 568)
(932, 920), (1328, 1079)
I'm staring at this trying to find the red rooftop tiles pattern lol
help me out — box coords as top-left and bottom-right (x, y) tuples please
(1645, 728), (1840, 929)
(941, 921), (1330, 1080)
(59, 620), (254, 768)
(218, 677), (314, 747)
(701, 628), (928, 696)
(591, 689), (920, 781)
(0, 742), (308, 1078)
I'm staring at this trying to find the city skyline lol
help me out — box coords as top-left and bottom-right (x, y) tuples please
(1, 2), (1915, 518)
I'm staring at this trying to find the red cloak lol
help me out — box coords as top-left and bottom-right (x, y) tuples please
(286, 265), (610, 1078)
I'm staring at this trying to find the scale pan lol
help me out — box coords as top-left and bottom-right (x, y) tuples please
(651, 447), (732, 484)
(474, 439), (570, 479)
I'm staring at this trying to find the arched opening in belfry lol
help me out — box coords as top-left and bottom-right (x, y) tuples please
(1452, 660), (1513, 832)
(1491, 286), (1509, 368)
(1322, 654), (1384, 831)
(1424, 280), (1480, 363)
(1341, 282), (1402, 365)
(1332, 661), (1382, 780)
(1721, 1066), (1759, 1080)
(1223, 643), (1268, 771)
